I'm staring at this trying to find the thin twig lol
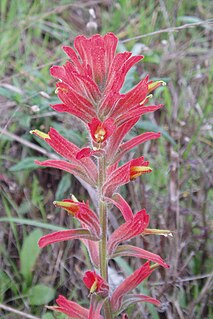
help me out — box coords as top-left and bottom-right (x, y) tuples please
(150, 272), (213, 286)
(121, 19), (213, 43)
(0, 303), (40, 319)
(0, 127), (58, 159)
(187, 273), (213, 318)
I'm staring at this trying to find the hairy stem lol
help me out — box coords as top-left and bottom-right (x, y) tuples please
(98, 156), (112, 318)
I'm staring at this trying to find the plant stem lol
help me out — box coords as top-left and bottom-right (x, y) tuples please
(99, 199), (108, 280)
(98, 156), (112, 319)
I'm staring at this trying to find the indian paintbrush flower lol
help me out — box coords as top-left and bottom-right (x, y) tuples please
(32, 32), (170, 318)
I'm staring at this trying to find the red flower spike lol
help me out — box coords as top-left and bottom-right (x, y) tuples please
(47, 295), (90, 319)
(38, 229), (99, 249)
(112, 245), (169, 268)
(53, 200), (101, 238)
(83, 271), (109, 298)
(110, 261), (157, 312)
(32, 32), (169, 317)
(88, 118), (116, 144)
(108, 209), (149, 256)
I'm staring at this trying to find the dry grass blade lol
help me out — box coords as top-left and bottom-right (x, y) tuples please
(0, 304), (40, 319)
(121, 19), (213, 42)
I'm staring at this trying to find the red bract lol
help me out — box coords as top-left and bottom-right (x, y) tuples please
(105, 193), (133, 221)
(110, 261), (160, 313)
(50, 32), (164, 124)
(38, 228), (99, 249)
(53, 199), (101, 238)
(83, 271), (109, 298)
(103, 156), (152, 196)
(109, 131), (161, 164)
(47, 295), (89, 319)
(112, 245), (169, 269)
(48, 294), (104, 319)
(108, 209), (149, 256)
(30, 128), (97, 185)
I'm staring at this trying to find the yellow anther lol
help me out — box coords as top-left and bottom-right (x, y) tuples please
(90, 280), (98, 294)
(71, 194), (79, 202)
(55, 87), (68, 94)
(53, 200), (79, 216)
(140, 94), (153, 105)
(143, 228), (173, 237)
(30, 129), (50, 139)
(130, 166), (152, 180)
(150, 263), (159, 270)
(148, 80), (166, 93)
(94, 127), (106, 143)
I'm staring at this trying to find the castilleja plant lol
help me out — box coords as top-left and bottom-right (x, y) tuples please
(31, 33), (171, 319)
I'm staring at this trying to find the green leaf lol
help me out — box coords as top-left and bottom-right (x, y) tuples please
(55, 173), (71, 200)
(0, 217), (67, 231)
(28, 284), (55, 305)
(143, 53), (160, 64)
(20, 229), (43, 285)
(9, 157), (45, 171)
(0, 271), (12, 302)
(177, 16), (202, 24)
(42, 313), (55, 319)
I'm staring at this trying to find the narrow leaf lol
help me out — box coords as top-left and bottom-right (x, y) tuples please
(20, 229), (43, 285)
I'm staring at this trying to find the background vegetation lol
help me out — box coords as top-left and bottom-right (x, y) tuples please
(0, 0), (212, 318)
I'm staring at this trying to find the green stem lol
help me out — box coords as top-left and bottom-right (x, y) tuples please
(99, 200), (108, 279)
(98, 156), (113, 319)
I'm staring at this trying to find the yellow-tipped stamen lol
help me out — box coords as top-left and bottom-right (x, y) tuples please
(55, 87), (68, 94)
(140, 94), (153, 105)
(130, 166), (152, 180)
(90, 280), (98, 294)
(71, 194), (79, 202)
(30, 129), (50, 139)
(143, 228), (173, 237)
(53, 200), (79, 216)
(148, 80), (166, 93)
(150, 263), (159, 270)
